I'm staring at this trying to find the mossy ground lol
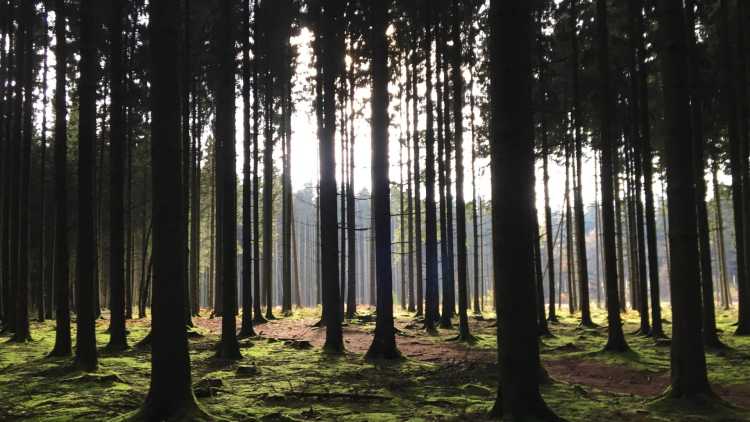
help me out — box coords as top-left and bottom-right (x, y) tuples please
(0, 306), (748, 421)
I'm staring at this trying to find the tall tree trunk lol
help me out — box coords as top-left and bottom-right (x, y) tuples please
(0, 0), (14, 331)
(345, 62), (357, 318)
(451, 0), (473, 341)
(39, 6), (49, 322)
(320, 0), (344, 353)
(570, 0), (593, 326)
(263, 80), (275, 321)
(436, 33), (451, 328)
(564, 142), (575, 314)
(107, 0), (128, 351)
(423, 0), (440, 331)
(12, 0), (33, 342)
(215, 0), (241, 360)
(685, 0), (721, 347)
(656, 0), (712, 398)
(614, 151), (627, 312)
(470, 73), (482, 315)
(366, 0), (399, 359)
(734, 0), (750, 335)
(239, 0), (256, 337)
(412, 46), (424, 318)
(626, 0), (650, 335)
(633, 0), (664, 338)
(489, 1), (560, 418)
(597, 0), (629, 352)
(252, 0), (264, 325)
(50, 0), (71, 356)
(181, 0), (192, 328)
(406, 64), (416, 313)
(74, 0), (98, 368)
(441, 12), (456, 325)
(131, 0), (213, 416)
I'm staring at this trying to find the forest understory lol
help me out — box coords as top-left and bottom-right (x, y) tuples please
(1, 307), (748, 422)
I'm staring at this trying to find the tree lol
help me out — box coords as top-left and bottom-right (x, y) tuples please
(366, 0), (400, 360)
(488, 0), (560, 419)
(49, 0), (71, 357)
(252, 0), (265, 325)
(239, 0), (256, 338)
(319, 0), (345, 353)
(632, 0), (664, 339)
(597, 0), (629, 353)
(423, 0), (440, 331)
(75, 0), (99, 369)
(411, 30), (424, 318)
(655, 0), (713, 399)
(107, 0), (128, 352)
(451, 0), (474, 342)
(684, 0), (722, 348)
(215, 0), (242, 360)
(10, 0), (33, 343)
(122, 0), (214, 418)
(626, 0), (650, 336)
(570, 0), (593, 327)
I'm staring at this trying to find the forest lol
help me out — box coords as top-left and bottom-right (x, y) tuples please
(0, 0), (749, 420)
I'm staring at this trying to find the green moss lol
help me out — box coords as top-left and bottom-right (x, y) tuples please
(1, 308), (748, 421)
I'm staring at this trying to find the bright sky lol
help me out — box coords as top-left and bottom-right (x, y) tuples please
(32, 16), (725, 219)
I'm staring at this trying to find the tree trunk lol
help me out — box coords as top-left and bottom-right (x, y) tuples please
(436, 34), (451, 328)
(39, 6), (49, 322)
(107, 0), (128, 351)
(406, 64), (416, 313)
(345, 62), (357, 318)
(320, 0), (344, 353)
(74, 0), (99, 368)
(263, 76), (275, 320)
(633, 0), (664, 338)
(252, 0), (264, 325)
(685, 0), (721, 348)
(488, 1), (560, 418)
(366, 0), (399, 360)
(131, 0), (212, 416)
(451, 0), (472, 341)
(597, 0), (629, 352)
(239, 0), (256, 338)
(656, 0), (712, 398)
(412, 50), (424, 318)
(570, 0), (593, 327)
(423, 0), (440, 331)
(214, 0), (242, 360)
(49, 0), (71, 356)
(734, 0), (750, 336)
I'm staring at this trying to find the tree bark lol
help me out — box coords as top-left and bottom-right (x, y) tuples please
(655, 0), (712, 398)
(366, 0), (400, 360)
(126, 0), (213, 416)
(215, 0), (242, 360)
(107, 0), (128, 351)
(74, 0), (99, 368)
(49, 0), (71, 357)
(488, 1), (560, 418)
(320, 0), (344, 353)
(597, 0), (629, 352)
(239, 0), (256, 338)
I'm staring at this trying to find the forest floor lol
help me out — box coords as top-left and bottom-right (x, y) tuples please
(0, 306), (749, 421)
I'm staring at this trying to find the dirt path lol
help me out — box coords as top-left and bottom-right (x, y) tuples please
(193, 315), (750, 409)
